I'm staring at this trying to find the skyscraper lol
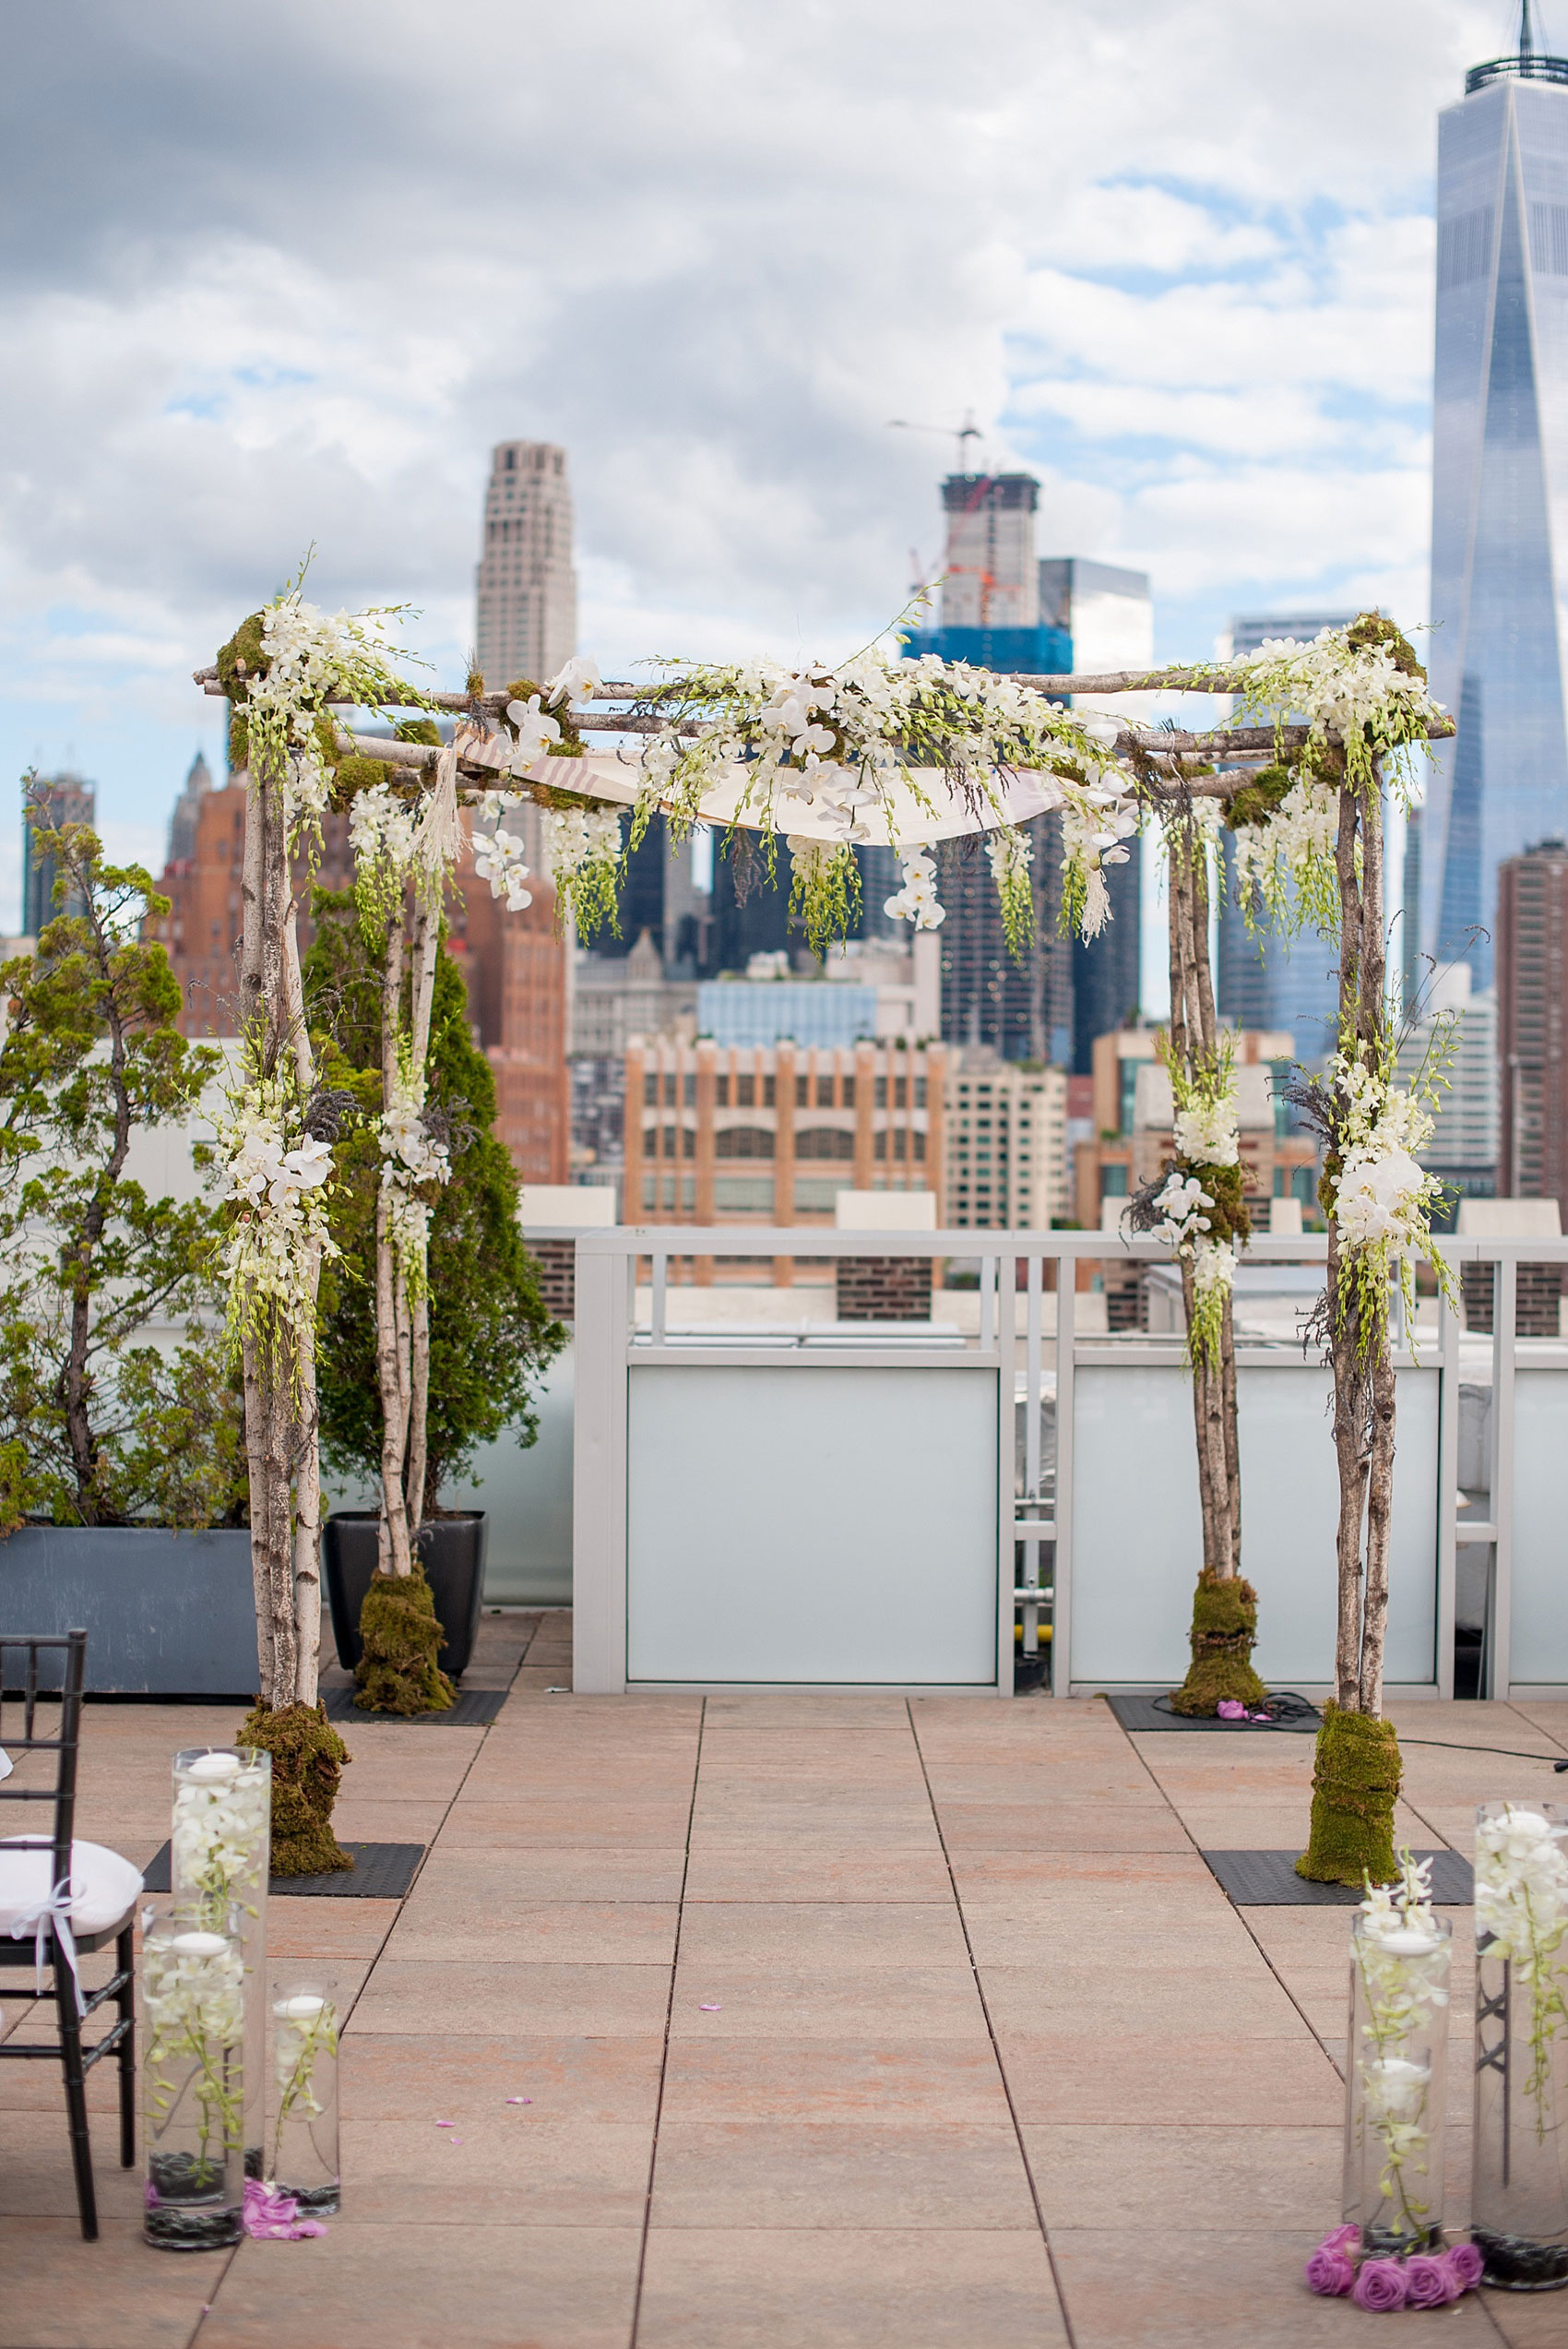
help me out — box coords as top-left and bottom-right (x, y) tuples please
(902, 473), (1070, 672)
(1426, 18), (1568, 986)
(21, 772), (95, 935)
(474, 439), (577, 688)
(1214, 613), (1351, 1065)
(167, 749), (212, 869)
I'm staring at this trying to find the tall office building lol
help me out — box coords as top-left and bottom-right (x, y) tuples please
(1215, 612), (1351, 1065)
(1425, 20), (1568, 985)
(1396, 960), (1499, 1211)
(1496, 835), (1568, 1208)
(166, 749), (212, 868)
(474, 439), (577, 688)
(903, 473), (1069, 672)
(21, 772), (95, 935)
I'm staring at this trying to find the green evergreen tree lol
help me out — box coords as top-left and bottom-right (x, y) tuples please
(0, 804), (242, 1532)
(303, 890), (564, 1520)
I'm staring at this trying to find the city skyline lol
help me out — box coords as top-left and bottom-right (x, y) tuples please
(1425, 33), (1568, 984)
(0, 3), (1485, 930)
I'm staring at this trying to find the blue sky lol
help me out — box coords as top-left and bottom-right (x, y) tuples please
(0, 0), (1521, 980)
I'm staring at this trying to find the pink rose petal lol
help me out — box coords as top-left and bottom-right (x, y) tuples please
(698, 2002), (721, 2010)
(434, 2118), (454, 2128)
(506, 2096), (532, 2105)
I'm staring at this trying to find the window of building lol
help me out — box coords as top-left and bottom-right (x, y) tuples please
(716, 1075), (730, 1106)
(663, 1071), (678, 1105)
(644, 1072), (658, 1105)
(683, 1073), (696, 1105)
(796, 1076), (810, 1106)
(763, 1077), (777, 1106)
(1101, 1164), (1129, 1197)
(893, 1079), (908, 1108)
(841, 1077), (855, 1107)
(716, 1127), (775, 1159)
(874, 1077), (887, 1107)
(736, 1074), (754, 1106)
(816, 1076), (835, 1107)
(795, 1128), (855, 1161)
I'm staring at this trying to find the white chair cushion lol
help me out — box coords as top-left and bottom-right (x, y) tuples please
(0, 1838), (143, 1938)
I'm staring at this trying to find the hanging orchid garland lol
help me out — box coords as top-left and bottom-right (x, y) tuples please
(1143, 1043), (1249, 1373)
(217, 1072), (339, 1394)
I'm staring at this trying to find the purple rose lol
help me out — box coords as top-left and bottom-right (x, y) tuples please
(1351, 2259), (1408, 2312)
(1217, 1699), (1246, 1720)
(1304, 2245), (1355, 2295)
(1402, 2256), (1455, 2308)
(1443, 2242), (1483, 2292)
(1322, 2224), (1360, 2254)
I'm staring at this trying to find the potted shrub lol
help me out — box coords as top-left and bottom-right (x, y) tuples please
(303, 888), (564, 1707)
(0, 803), (255, 1693)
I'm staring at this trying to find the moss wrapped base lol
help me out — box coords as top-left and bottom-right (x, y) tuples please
(1169, 1570), (1268, 1716)
(1296, 1701), (1401, 1887)
(237, 1699), (352, 1878)
(354, 1558), (456, 1717)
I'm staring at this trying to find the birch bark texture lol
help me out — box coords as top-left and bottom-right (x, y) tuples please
(236, 753), (322, 1711)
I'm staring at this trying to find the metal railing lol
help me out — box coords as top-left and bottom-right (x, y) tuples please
(567, 1225), (1568, 1699)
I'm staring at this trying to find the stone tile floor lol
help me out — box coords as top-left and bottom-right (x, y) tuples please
(3, 1612), (1566, 2346)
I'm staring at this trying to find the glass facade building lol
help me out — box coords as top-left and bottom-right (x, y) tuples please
(1426, 50), (1568, 987)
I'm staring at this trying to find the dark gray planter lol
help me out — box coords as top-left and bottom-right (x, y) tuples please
(0, 1526), (257, 1696)
(322, 1513), (487, 1680)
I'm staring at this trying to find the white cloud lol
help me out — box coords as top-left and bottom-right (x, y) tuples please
(0, 0), (1503, 928)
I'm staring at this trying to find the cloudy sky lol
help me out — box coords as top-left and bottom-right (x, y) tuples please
(0, 0), (1524, 929)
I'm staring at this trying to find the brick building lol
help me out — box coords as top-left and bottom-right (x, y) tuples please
(1074, 1027), (1318, 1229)
(150, 778), (569, 1183)
(1498, 839), (1568, 1211)
(624, 1037), (946, 1256)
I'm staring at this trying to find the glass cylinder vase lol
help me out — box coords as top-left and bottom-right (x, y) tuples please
(269, 1982), (340, 2213)
(171, 1747), (270, 2179)
(1472, 1800), (1568, 2291)
(1342, 1908), (1453, 2256)
(141, 1902), (246, 2250)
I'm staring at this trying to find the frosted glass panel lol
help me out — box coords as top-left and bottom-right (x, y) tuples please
(1071, 1364), (1439, 1687)
(626, 1365), (998, 1684)
(1511, 1369), (1568, 1685)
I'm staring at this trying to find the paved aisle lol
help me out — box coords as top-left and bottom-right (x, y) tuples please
(4, 1638), (1565, 2346)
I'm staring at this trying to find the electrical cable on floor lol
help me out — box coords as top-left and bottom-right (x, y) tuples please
(1394, 1736), (1568, 1770)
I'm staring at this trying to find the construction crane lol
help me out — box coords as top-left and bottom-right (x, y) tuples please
(886, 410), (984, 473)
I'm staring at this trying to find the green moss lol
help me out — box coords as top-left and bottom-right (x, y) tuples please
(394, 718), (442, 747)
(1296, 1702), (1402, 1886)
(1189, 1161), (1251, 1248)
(1226, 764), (1294, 831)
(354, 1557), (456, 1716)
(217, 613), (268, 700)
(237, 1699), (352, 1878)
(1169, 1571), (1267, 1715)
(1346, 611), (1424, 682)
(228, 710), (250, 771)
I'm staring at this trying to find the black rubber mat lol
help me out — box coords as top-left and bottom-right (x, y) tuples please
(1107, 1691), (1321, 1735)
(141, 1841), (425, 1900)
(321, 1685), (508, 1725)
(1201, 1848), (1473, 1907)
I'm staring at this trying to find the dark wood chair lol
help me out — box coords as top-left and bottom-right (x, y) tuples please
(0, 1630), (141, 2239)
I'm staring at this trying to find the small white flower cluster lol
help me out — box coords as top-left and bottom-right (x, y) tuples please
(1237, 628), (1442, 761)
(545, 805), (623, 880)
(348, 780), (418, 873)
(1153, 1171), (1215, 1251)
(218, 1082), (338, 1362)
(1473, 1805), (1568, 1973)
(379, 1073), (451, 1292)
(1229, 778), (1336, 912)
(634, 648), (1139, 941)
(506, 695), (561, 769)
(471, 808), (533, 912)
(884, 847), (944, 930)
(1173, 1093), (1240, 1169)
(1328, 1055), (1437, 1254)
(1060, 797), (1136, 939)
(1192, 1234), (1236, 1306)
(984, 826), (1032, 892)
(244, 590), (410, 833)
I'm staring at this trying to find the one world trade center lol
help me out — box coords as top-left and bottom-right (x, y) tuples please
(1426, 10), (1568, 984)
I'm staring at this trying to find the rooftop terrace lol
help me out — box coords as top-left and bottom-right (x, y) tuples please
(4, 1614), (1565, 2347)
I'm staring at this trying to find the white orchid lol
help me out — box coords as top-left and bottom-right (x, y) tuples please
(472, 824), (533, 912)
(544, 655), (602, 709)
(506, 694), (562, 766)
(1173, 1095), (1240, 1169)
(884, 847), (945, 931)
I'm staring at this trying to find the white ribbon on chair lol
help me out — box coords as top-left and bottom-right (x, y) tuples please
(8, 1878), (85, 2015)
